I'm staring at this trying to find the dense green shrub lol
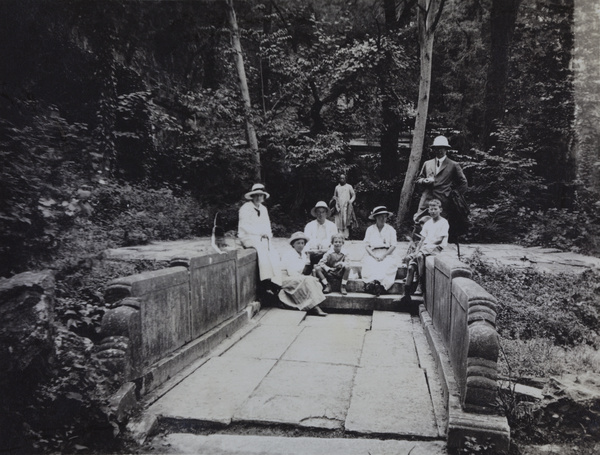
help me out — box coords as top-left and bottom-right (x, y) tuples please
(91, 182), (212, 243)
(521, 189), (600, 257)
(24, 326), (124, 453)
(467, 251), (600, 348)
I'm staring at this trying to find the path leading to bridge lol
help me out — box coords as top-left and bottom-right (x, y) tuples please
(141, 308), (448, 454)
(110, 238), (599, 454)
(105, 238), (600, 275)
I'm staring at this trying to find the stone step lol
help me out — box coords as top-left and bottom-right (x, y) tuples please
(325, 278), (411, 295)
(345, 264), (409, 281)
(321, 291), (422, 313)
(157, 434), (447, 455)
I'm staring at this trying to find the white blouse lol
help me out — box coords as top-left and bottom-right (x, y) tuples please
(363, 223), (397, 249)
(280, 248), (309, 277)
(238, 201), (272, 241)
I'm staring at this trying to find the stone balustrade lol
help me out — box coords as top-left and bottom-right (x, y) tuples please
(423, 252), (509, 452)
(98, 248), (258, 395)
(424, 253), (500, 413)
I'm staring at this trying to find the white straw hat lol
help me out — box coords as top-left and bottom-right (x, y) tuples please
(244, 183), (270, 200)
(368, 206), (393, 220)
(431, 135), (451, 148)
(310, 201), (331, 217)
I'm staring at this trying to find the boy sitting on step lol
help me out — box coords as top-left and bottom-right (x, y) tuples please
(401, 215), (431, 293)
(404, 199), (448, 298)
(314, 233), (351, 295)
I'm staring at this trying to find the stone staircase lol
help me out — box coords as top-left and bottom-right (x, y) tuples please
(317, 262), (421, 313)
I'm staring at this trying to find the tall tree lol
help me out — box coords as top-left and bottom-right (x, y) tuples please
(378, 0), (416, 179)
(482, 0), (523, 150)
(396, 0), (446, 225)
(226, 0), (261, 181)
(574, 0), (600, 196)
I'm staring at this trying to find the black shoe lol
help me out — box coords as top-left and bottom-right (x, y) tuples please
(373, 280), (382, 297)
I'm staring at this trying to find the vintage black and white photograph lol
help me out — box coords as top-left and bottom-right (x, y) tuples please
(1, 1), (598, 454)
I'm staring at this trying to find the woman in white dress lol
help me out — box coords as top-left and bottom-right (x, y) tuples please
(361, 206), (398, 296)
(278, 232), (327, 316)
(238, 183), (282, 296)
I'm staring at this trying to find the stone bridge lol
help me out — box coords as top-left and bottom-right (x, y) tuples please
(96, 239), (516, 454)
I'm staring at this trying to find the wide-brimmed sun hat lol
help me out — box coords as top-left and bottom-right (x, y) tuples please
(431, 135), (451, 148)
(369, 205), (393, 220)
(289, 231), (309, 246)
(244, 183), (270, 200)
(310, 200), (331, 217)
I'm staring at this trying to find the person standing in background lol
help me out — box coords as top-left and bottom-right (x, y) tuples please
(414, 135), (468, 223)
(330, 174), (357, 239)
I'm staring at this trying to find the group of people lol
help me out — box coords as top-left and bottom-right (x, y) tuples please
(237, 135), (468, 314)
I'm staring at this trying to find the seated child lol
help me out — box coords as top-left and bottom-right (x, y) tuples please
(404, 199), (448, 297)
(401, 215), (431, 293)
(314, 233), (351, 295)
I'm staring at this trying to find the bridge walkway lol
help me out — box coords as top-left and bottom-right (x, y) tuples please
(141, 306), (448, 454)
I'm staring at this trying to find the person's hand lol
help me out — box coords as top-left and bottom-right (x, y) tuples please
(423, 177), (434, 184)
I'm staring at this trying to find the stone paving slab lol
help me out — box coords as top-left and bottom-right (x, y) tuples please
(281, 326), (366, 366)
(147, 357), (276, 425)
(257, 308), (307, 326)
(158, 433), (448, 455)
(299, 313), (372, 331)
(411, 317), (448, 436)
(450, 243), (600, 272)
(345, 365), (438, 437)
(222, 324), (304, 360)
(371, 310), (413, 331)
(360, 330), (418, 367)
(234, 360), (355, 429)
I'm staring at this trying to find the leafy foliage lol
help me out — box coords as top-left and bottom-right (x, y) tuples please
(0, 0), (593, 450)
(467, 251), (600, 349)
(25, 326), (123, 453)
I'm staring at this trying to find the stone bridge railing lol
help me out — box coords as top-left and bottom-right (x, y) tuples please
(97, 249), (259, 397)
(422, 252), (510, 452)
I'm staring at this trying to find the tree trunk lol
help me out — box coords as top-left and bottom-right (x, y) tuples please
(396, 0), (444, 226)
(384, 0), (397, 29)
(96, 31), (117, 177)
(483, 0), (522, 151)
(225, 0), (261, 181)
(379, 0), (401, 179)
(380, 89), (401, 179)
(259, 1), (272, 113)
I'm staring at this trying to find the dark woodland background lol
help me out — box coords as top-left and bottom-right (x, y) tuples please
(1, 0), (599, 279)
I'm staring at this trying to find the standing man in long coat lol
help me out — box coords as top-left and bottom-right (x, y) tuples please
(413, 135), (468, 223)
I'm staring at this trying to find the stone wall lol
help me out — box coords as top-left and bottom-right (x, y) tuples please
(98, 249), (258, 394)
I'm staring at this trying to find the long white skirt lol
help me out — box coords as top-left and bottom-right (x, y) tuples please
(278, 276), (325, 311)
(361, 249), (398, 290)
(240, 236), (282, 286)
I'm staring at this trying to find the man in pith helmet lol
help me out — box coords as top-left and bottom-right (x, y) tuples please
(413, 135), (468, 223)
